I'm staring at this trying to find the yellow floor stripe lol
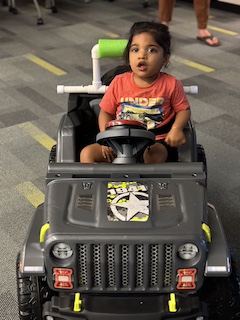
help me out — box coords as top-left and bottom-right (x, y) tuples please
(17, 181), (45, 208)
(172, 55), (215, 73)
(105, 32), (120, 39)
(208, 25), (238, 36)
(25, 54), (67, 76)
(19, 122), (56, 151)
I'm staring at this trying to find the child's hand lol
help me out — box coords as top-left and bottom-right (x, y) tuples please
(165, 127), (186, 148)
(102, 146), (115, 162)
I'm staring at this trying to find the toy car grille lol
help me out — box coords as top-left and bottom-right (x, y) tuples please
(78, 243), (173, 292)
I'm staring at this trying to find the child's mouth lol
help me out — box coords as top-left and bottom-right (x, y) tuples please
(138, 62), (147, 71)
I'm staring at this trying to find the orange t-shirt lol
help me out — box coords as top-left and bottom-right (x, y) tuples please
(100, 72), (190, 139)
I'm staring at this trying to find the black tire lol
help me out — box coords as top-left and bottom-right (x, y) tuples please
(16, 258), (42, 319)
(197, 144), (206, 167)
(200, 262), (240, 319)
(16, 254), (53, 320)
(49, 144), (56, 163)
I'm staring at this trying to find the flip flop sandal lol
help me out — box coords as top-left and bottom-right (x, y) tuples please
(197, 35), (221, 47)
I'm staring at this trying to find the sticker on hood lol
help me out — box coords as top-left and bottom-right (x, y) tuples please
(107, 182), (149, 222)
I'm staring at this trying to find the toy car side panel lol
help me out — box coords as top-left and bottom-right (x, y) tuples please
(178, 119), (198, 162)
(205, 203), (231, 277)
(19, 204), (45, 276)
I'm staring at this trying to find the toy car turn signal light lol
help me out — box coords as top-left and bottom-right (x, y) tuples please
(177, 268), (196, 290)
(53, 268), (73, 289)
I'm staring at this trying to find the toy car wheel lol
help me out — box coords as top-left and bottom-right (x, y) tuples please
(201, 261), (240, 319)
(197, 144), (207, 168)
(16, 254), (45, 320)
(49, 144), (56, 163)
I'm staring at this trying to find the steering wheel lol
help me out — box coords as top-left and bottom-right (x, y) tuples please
(96, 120), (155, 164)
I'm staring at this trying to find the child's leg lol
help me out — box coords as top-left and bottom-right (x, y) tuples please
(143, 142), (168, 164)
(80, 143), (107, 163)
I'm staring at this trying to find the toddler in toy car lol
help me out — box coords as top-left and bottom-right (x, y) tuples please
(80, 21), (190, 164)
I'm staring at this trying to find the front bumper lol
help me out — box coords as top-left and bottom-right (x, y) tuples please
(42, 293), (208, 320)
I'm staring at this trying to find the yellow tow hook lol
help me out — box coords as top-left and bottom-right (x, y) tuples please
(168, 293), (177, 312)
(39, 223), (50, 243)
(73, 293), (82, 312)
(202, 223), (211, 242)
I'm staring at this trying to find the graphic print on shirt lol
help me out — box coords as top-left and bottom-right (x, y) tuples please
(117, 100), (164, 130)
(107, 182), (149, 222)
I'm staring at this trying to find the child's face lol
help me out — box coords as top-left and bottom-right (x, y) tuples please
(129, 32), (169, 86)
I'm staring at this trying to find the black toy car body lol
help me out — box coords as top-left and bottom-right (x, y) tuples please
(16, 40), (239, 320)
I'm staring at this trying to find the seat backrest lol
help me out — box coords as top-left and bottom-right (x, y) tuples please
(56, 93), (101, 162)
(89, 98), (101, 117)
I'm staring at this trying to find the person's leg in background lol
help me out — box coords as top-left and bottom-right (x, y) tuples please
(194, 0), (220, 46)
(158, 0), (220, 46)
(158, 0), (175, 27)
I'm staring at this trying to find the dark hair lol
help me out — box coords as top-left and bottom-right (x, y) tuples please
(123, 21), (171, 65)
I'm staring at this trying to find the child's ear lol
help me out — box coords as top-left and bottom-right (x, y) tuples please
(163, 54), (170, 68)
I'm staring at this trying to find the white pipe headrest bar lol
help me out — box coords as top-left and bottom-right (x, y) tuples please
(57, 85), (198, 95)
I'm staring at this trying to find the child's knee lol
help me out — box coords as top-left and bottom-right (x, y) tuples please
(80, 144), (102, 163)
(144, 143), (168, 163)
(80, 145), (93, 163)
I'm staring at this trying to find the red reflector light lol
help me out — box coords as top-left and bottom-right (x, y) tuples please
(177, 268), (196, 290)
(53, 268), (73, 289)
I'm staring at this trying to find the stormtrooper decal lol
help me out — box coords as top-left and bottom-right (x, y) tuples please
(107, 182), (149, 222)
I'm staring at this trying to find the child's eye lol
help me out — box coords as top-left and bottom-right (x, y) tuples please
(131, 48), (138, 53)
(148, 48), (157, 53)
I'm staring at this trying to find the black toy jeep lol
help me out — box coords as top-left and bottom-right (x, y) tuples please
(16, 40), (240, 320)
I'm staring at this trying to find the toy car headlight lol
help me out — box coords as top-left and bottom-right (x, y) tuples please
(178, 243), (198, 260)
(52, 243), (73, 260)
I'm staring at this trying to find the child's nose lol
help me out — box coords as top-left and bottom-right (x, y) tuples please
(138, 49), (147, 59)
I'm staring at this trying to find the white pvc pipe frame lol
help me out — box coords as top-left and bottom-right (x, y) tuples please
(57, 44), (198, 95)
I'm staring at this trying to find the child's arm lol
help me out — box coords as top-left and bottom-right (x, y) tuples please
(98, 108), (116, 162)
(165, 108), (191, 147)
(98, 109), (115, 132)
